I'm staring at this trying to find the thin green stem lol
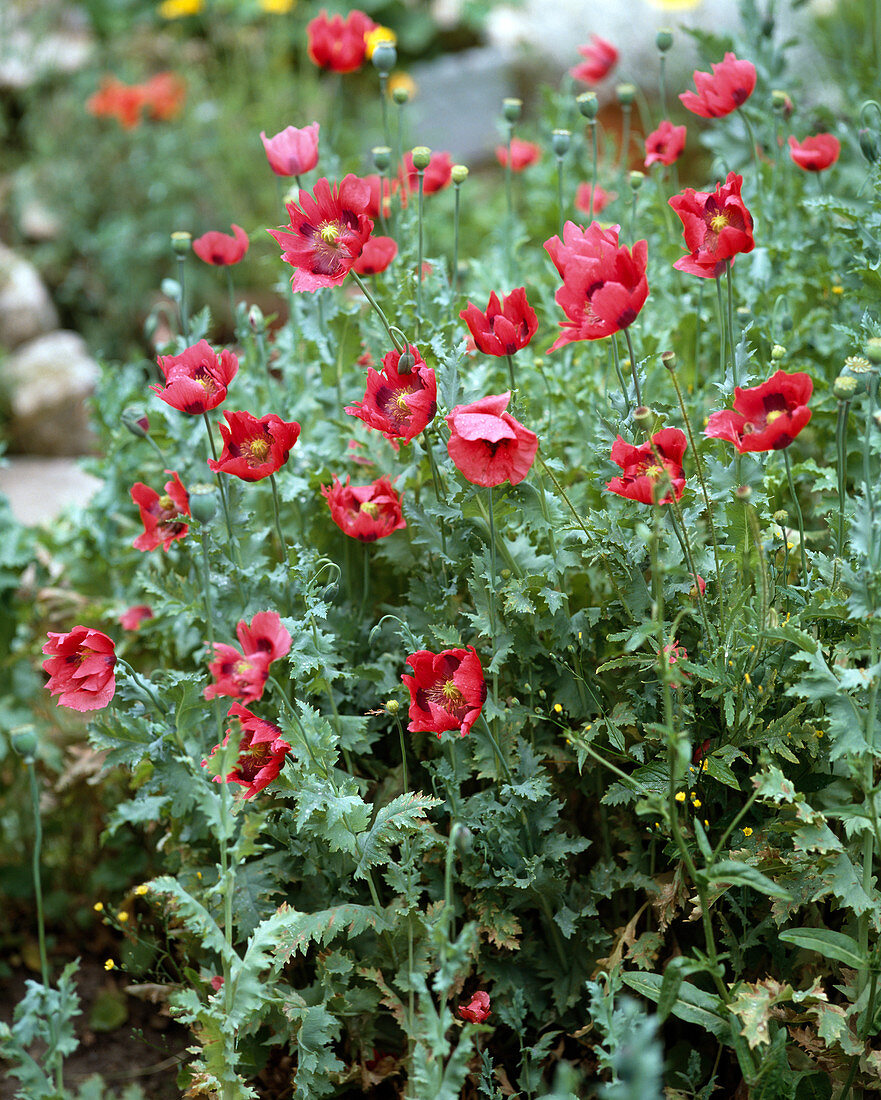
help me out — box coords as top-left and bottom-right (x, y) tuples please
(487, 486), (498, 721)
(416, 169), (425, 336)
(588, 122), (598, 221)
(176, 255), (189, 342)
(658, 53), (668, 118)
(505, 353), (517, 398)
(269, 473), (288, 565)
(725, 262), (738, 389)
(715, 275), (728, 384)
(782, 448), (809, 585)
(350, 271), (406, 352)
(379, 73), (390, 147)
(453, 182), (462, 298)
(737, 108), (763, 204)
(225, 268), (237, 338)
(556, 154), (565, 237)
(664, 495), (713, 642)
(202, 413), (240, 565)
(117, 658), (169, 716)
(479, 714), (513, 784)
(611, 334), (630, 407)
(619, 104), (631, 175)
(623, 327), (642, 406)
(28, 764), (50, 988)
(835, 400), (850, 584)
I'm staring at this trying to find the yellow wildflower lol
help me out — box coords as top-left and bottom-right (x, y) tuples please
(743, 826), (753, 837)
(104, 959), (116, 971)
(365, 26), (396, 57)
(259, 0), (295, 10)
(135, 884), (149, 896)
(117, 911), (129, 923)
(553, 703), (563, 714)
(159, 0), (204, 18)
(93, 902), (104, 913)
(675, 791), (686, 803)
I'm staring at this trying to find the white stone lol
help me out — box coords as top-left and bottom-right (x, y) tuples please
(0, 457), (102, 526)
(3, 331), (100, 455)
(0, 244), (59, 350)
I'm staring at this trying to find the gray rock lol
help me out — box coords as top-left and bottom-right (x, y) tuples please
(3, 331), (100, 456)
(0, 456), (102, 526)
(0, 4), (93, 91)
(0, 244), (59, 350)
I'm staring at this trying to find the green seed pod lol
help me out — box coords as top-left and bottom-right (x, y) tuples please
(189, 486), (218, 524)
(371, 40), (397, 74)
(656, 29), (673, 53)
(392, 85), (410, 105)
(865, 337), (881, 363)
(372, 145), (391, 172)
(502, 97), (523, 123)
(451, 164), (469, 185)
(616, 83), (637, 107)
(385, 698), (400, 715)
(834, 375), (858, 400)
(770, 344), (786, 360)
(577, 91), (599, 120)
(735, 485), (752, 501)
(170, 231), (192, 255)
(633, 405), (654, 424)
(661, 351), (676, 371)
(551, 129), (571, 157)
(410, 146), (431, 171)
(10, 725), (38, 762)
(629, 170), (645, 191)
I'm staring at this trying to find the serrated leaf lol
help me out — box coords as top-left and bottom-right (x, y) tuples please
(354, 791), (441, 880)
(273, 903), (392, 966)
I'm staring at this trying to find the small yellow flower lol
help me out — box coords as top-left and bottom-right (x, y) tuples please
(259, 0), (295, 11)
(159, 0), (204, 18)
(387, 72), (417, 100)
(691, 797), (702, 809)
(117, 911), (129, 923)
(815, 728), (824, 738)
(703, 819), (709, 828)
(744, 672), (751, 685)
(553, 703), (563, 714)
(675, 791), (686, 803)
(365, 26), (396, 57)
(93, 902), (104, 913)
(134, 884), (149, 896)
(583, 723), (592, 732)
(196, 871), (203, 879)
(742, 826), (753, 837)
(831, 285), (844, 294)
(104, 959), (116, 971)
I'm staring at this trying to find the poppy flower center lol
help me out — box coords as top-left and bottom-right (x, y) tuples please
(158, 494), (175, 510)
(644, 464), (664, 479)
(441, 679), (464, 705)
(710, 212), (730, 233)
(319, 221), (341, 243)
(360, 501), (378, 516)
(765, 409), (785, 425)
(248, 438), (271, 462)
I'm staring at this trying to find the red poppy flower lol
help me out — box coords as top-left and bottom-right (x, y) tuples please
(662, 641), (690, 688)
(574, 183), (615, 215)
(87, 77), (146, 129)
(570, 35), (618, 85)
(345, 345), (437, 444)
(788, 133), (840, 172)
(605, 428), (687, 505)
(307, 9), (376, 73)
(141, 72), (186, 121)
(668, 172), (754, 279)
(690, 575), (706, 598)
(203, 703), (291, 799)
(353, 235), (398, 275)
(42, 626), (116, 712)
(362, 174), (395, 219)
(260, 122), (320, 177)
(459, 991), (491, 1024)
(151, 340), (239, 415)
(192, 224), (249, 266)
(204, 647), (271, 703)
(644, 120), (687, 168)
(322, 476), (406, 542)
(207, 410), (301, 481)
(204, 611), (291, 703)
(495, 139), (542, 171)
(544, 221), (649, 349)
(119, 605), (154, 631)
(402, 646), (486, 738)
(270, 175), (374, 292)
(446, 392), (538, 487)
(131, 470), (190, 551)
(704, 370), (813, 452)
(679, 53), (756, 119)
(459, 288), (538, 357)
(402, 151), (453, 194)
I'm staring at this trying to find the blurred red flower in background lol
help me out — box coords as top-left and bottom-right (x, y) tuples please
(260, 122), (320, 176)
(307, 9), (376, 73)
(193, 224), (249, 266)
(644, 120), (687, 168)
(570, 35), (618, 85)
(788, 133), (840, 172)
(495, 139), (542, 171)
(679, 53), (756, 118)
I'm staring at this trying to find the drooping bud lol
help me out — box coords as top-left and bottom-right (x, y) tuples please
(656, 28), (673, 53)
(372, 145), (391, 172)
(502, 97), (523, 123)
(121, 406), (150, 437)
(170, 231), (192, 255)
(451, 164), (469, 186)
(577, 91), (599, 121)
(859, 128), (879, 165)
(551, 129), (571, 157)
(248, 304), (265, 334)
(452, 823), (473, 855)
(411, 146), (431, 171)
(616, 83), (637, 107)
(397, 351), (415, 375)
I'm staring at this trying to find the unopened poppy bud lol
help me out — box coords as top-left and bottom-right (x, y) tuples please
(772, 509), (788, 524)
(248, 304), (265, 334)
(451, 164), (469, 185)
(551, 129), (571, 157)
(735, 485), (752, 501)
(372, 145), (391, 172)
(392, 84), (410, 105)
(860, 128), (879, 164)
(577, 92), (599, 120)
(616, 83), (637, 107)
(656, 28), (673, 52)
(122, 406), (150, 437)
(371, 40), (397, 74)
(834, 375), (858, 400)
(770, 344), (786, 360)
(10, 725), (37, 762)
(781, 312), (793, 332)
(411, 146), (431, 171)
(385, 698), (399, 715)
(170, 231), (192, 255)
(397, 351), (415, 374)
(452, 823), (473, 854)
(629, 170), (645, 192)
(502, 97), (522, 123)
(189, 485), (217, 523)
(633, 405), (654, 424)
(865, 337), (881, 363)
(771, 89), (793, 117)
(661, 350), (676, 371)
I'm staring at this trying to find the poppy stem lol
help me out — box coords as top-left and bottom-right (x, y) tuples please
(618, 103), (631, 176)
(505, 353), (517, 398)
(479, 715), (512, 785)
(487, 486), (498, 717)
(588, 120), (598, 221)
(725, 261), (738, 389)
(201, 413), (240, 565)
(268, 473), (290, 581)
(623, 327), (642, 406)
(782, 447), (809, 585)
(714, 275), (728, 386)
(658, 52), (668, 119)
(737, 107), (763, 205)
(225, 268), (237, 339)
(350, 271), (406, 352)
(834, 398), (850, 585)
(176, 254), (189, 342)
(27, 763), (50, 989)
(556, 152), (565, 237)
(275, 177), (300, 337)
(663, 494), (713, 642)
(117, 658), (169, 716)
(609, 340), (628, 401)
(505, 130), (514, 279)
(452, 177), (462, 298)
(416, 168), (426, 337)
(379, 72), (390, 149)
